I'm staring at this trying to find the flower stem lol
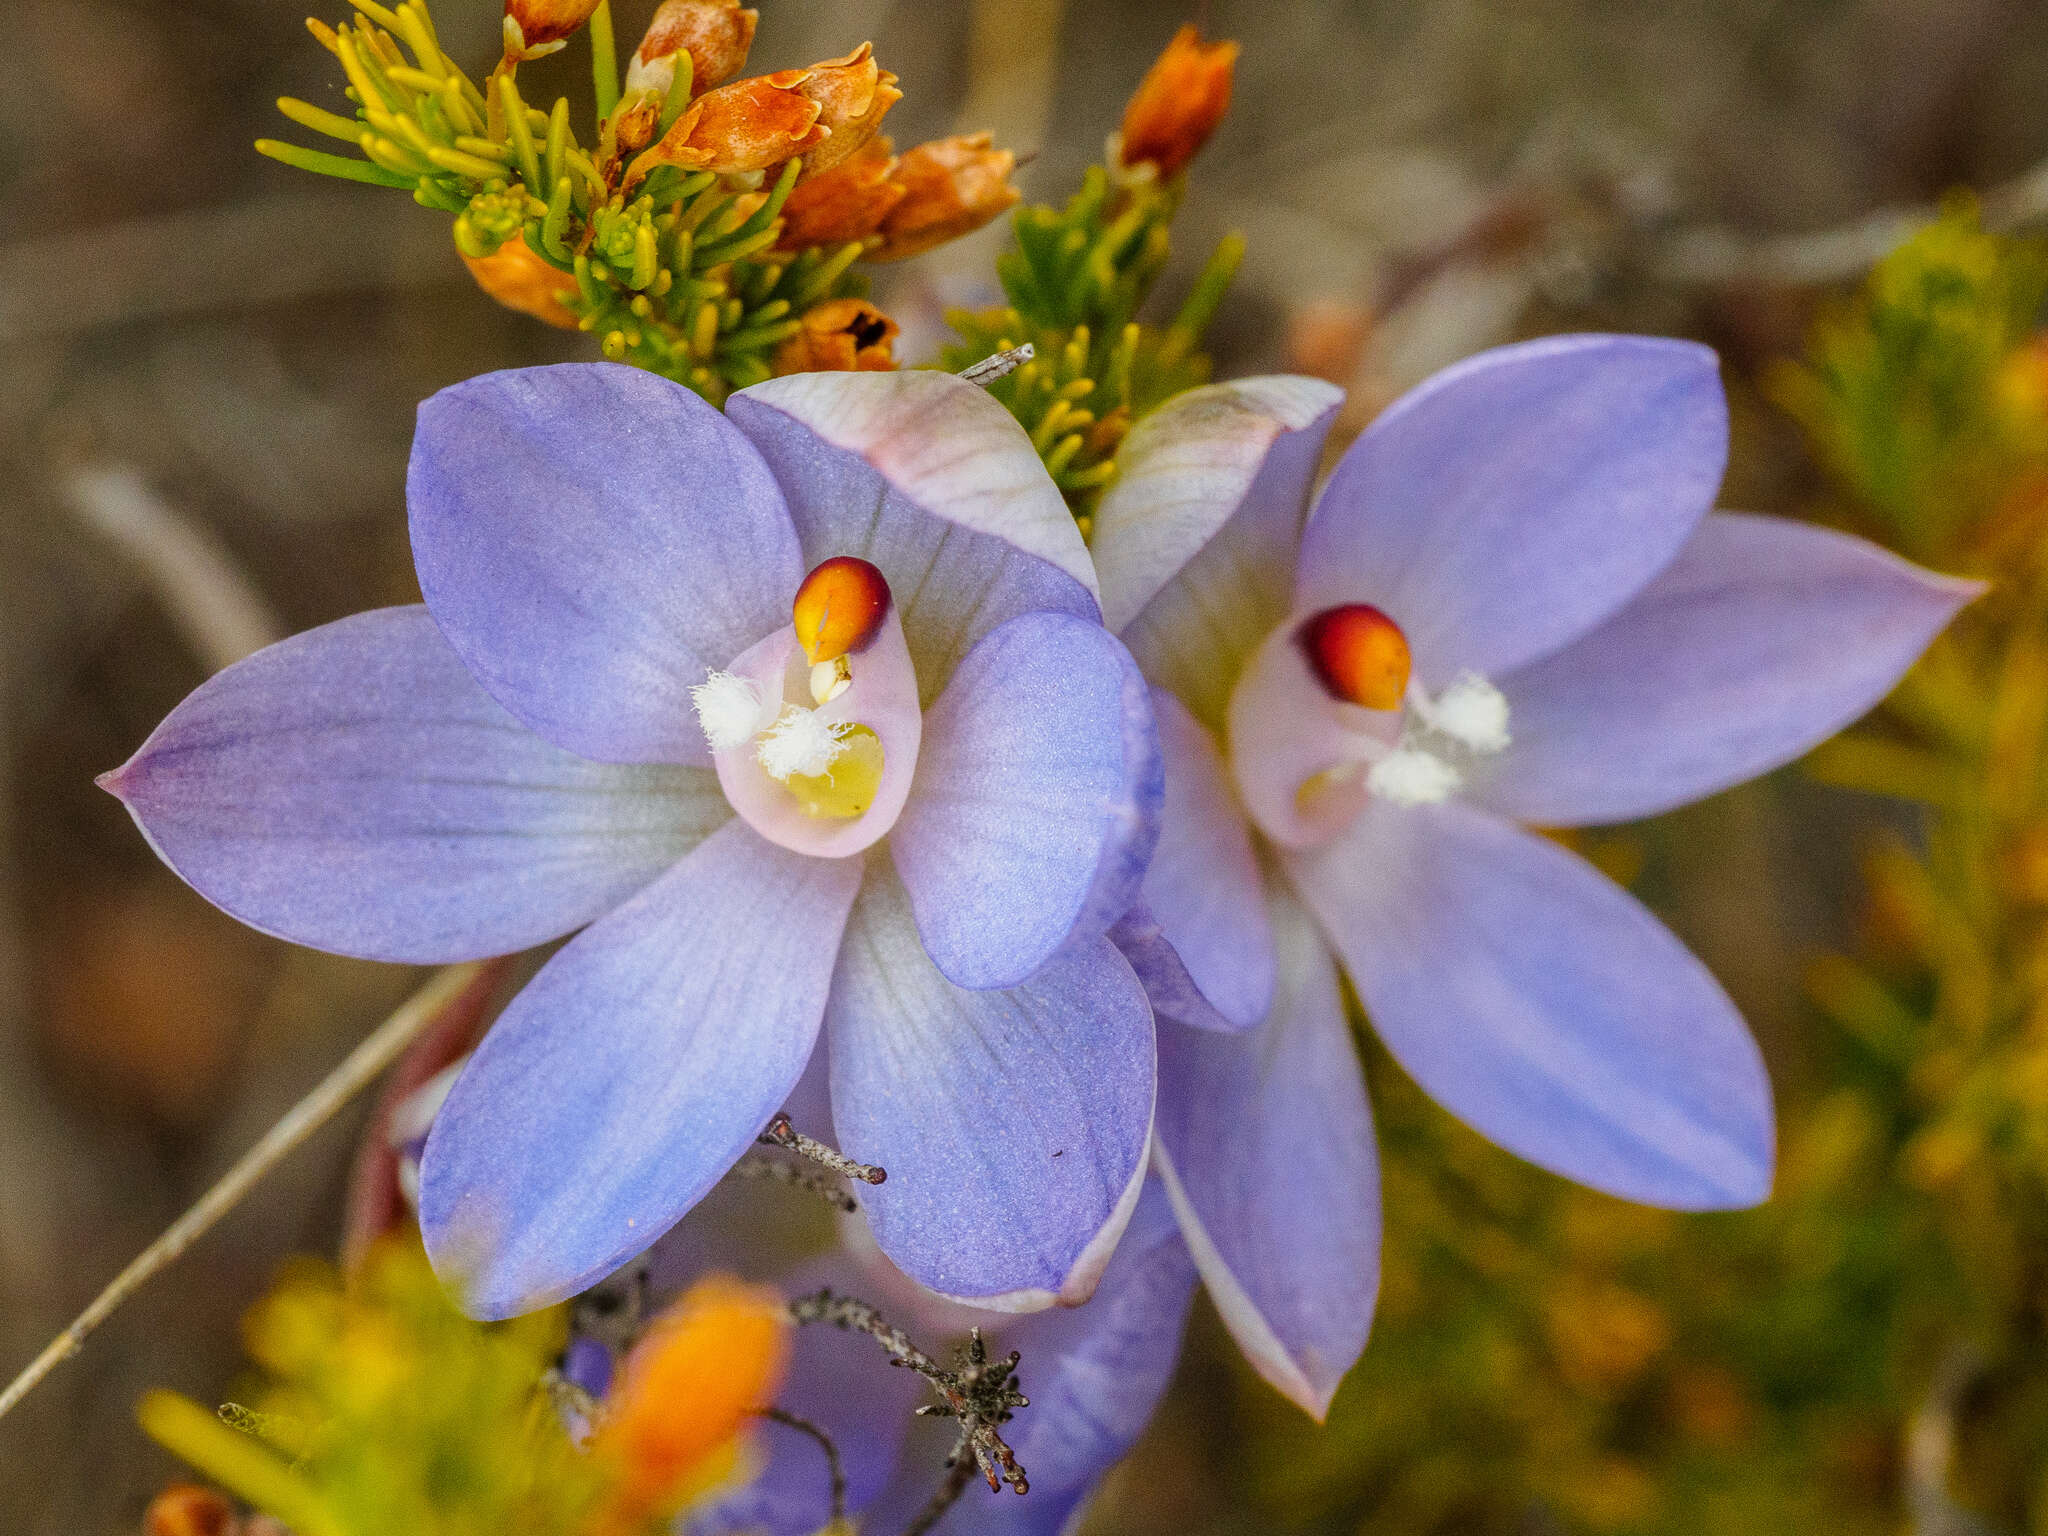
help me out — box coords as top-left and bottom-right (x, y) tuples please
(762, 1406), (847, 1522)
(0, 962), (486, 1425)
(900, 1457), (977, 1536)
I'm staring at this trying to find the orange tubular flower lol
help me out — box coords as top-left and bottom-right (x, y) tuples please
(585, 1276), (789, 1536)
(631, 43), (898, 183)
(773, 298), (900, 374)
(871, 132), (1021, 261)
(1117, 23), (1238, 179)
(625, 0), (759, 99)
(634, 66), (828, 177)
(793, 44), (901, 176)
(462, 241), (580, 329)
(776, 137), (907, 249)
(506, 0), (602, 52)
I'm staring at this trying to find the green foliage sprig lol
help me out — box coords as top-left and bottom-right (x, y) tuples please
(261, 0), (869, 404)
(939, 165), (1244, 521)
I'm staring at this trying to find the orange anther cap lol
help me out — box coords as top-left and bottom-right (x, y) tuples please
(1298, 604), (1411, 710)
(792, 556), (892, 664)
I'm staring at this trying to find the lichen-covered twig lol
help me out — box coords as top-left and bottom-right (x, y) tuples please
(787, 1289), (1030, 1503)
(758, 1113), (886, 1185)
(729, 1153), (861, 1213)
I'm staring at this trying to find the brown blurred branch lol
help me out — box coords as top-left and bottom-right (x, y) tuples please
(60, 465), (284, 673)
(0, 192), (460, 345)
(1655, 150), (2048, 288)
(0, 962), (482, 1425)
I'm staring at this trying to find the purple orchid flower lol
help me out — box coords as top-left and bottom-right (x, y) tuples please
(99, 362), (1163, 1319)
(1085, 334), (1980, 1418)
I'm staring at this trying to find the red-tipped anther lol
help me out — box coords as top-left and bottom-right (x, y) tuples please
(1297, 604), (1412, 710)
(792, 556), (891, 664)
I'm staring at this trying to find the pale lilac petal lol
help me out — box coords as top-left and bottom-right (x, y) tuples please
(100, 607), (724, 963)
(1297, 335), (1728, 683)
(1286, 797), (1774, 1209)
(727, 372), (1098, 704)
(890, 612), (1161, 990)
(1474, 512), (1984, 826)
(929, 1181), (1197, 1536)
(1092, 376), (1342, 633)
(1135, 689), (1273, 1027)
(712, 603), (923, 858)
(1108, 904), (1235, 1034)
(826, 865), (1155, 1310)
(1152, 891), (1379, 1419)
(409, 363), (803, 763)
(418, 818), (861, 1317)
(1119, 384), (1342, 731)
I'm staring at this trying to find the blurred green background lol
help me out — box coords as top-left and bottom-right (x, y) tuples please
(7, 1), (2048, 1530)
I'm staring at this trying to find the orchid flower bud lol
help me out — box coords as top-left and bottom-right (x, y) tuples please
(504, 0), (601, 56)
(461, 240), (580, 330)
(870, 132), (1021, 262)
(773, 297), (900, 374)
(1116, 24), (1238, 179)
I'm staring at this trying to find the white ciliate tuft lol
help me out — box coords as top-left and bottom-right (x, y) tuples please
(691, 670), (770, 752)
(758, 707), (849, 779)
(1368, 749), (1462, 807)
(1431, 673), (1512, 754)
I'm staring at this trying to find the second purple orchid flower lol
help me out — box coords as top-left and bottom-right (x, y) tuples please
(1092, 332), (1979, 1418)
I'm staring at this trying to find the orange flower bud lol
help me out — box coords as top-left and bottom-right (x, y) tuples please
(588, 1277), (788, 1533)
(624, 0), (758, 101)
(629, 44), (898, 183)
(461, 241), (580, 329)
(773, 298), (900, 375)
(633, 67), (825, 178)
(871, 132), (1021, 262)
(505, 0), (601, 52)
(144, 1486), (239, 1536)
(792, 44), (901, 177)
(1298, 604), (1411, 710)
(777, 137), (907, 249)
(1117, 24), (1238, 179)
(793, 555), (892, 664)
